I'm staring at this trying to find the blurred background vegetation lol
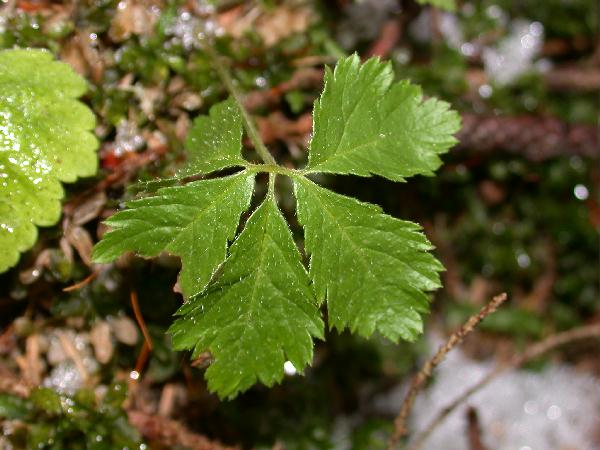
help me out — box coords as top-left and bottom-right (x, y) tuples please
(0, 0), (597, 449)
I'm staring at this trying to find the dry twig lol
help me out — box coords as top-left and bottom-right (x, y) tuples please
(63, 272), (98, 292)
(408, 322), (600, 450)
(129, 290), (154, 379)
(130, 290), (153, 351)
(388, 293), (508, 449)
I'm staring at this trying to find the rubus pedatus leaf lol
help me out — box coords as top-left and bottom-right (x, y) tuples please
(306, 54), (460, 181)
(93, 54), (460, 399)
(92, 172), (254, 298)
(0, 48), (98, 272)
(294, 177), (443, 342)
(169, 193), (323, 398)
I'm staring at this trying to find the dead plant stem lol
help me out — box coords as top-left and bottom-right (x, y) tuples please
(204, 43), (276, 166)
(388, 293), (508, 449)
(408, 322), (600, 450)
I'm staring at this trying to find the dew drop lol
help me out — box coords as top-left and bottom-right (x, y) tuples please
(283, 360), (297, 376)
(573, 184), (589, 201)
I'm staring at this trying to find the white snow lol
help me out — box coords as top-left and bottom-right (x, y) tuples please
(374, 340), (599, 450)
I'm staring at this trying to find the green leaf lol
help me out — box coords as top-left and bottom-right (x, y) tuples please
(306, 55), (460, 181)
(179, 98), (245, 176)
(416, 0), (456, 12)
(169, 194), (324, 398)
(92, 172), (254, 298)
(93, 54), (460, 399)
(0, 48), (98, 272)
(294, 177), (443, 342)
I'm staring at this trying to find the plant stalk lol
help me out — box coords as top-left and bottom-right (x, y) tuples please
(204, 44), (276, 166)
(245, 163), (303, 179)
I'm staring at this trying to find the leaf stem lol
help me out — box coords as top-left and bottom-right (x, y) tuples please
(204, 44), (276, 166)
(245, 163), (304, 179)
(268, 173), (276, 195)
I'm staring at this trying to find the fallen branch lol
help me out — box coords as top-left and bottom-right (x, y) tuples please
(388, 293), (508, 449)
(57, 332), (89, 382)
(408, 322), (600, 450)
(62, 271), (98, 292)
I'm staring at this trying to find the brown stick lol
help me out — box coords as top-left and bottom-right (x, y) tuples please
(366, 19), (402, 58)
(242, 67), (323, 111)
(130, 290), (153, 351)
(388, 293), (508, 449)
(24, 334), (42, 385)
(408, 323), (600, 450)
(132, 340), (151, 380)
(127, 410), (240, 450)
(62, 271), (97, 292)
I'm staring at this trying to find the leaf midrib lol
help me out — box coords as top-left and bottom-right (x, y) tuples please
(299, 179), (435, 332)
(300, 180), (377, 322)
(110, 174), (250, 254)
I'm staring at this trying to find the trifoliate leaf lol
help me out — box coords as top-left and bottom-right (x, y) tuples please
(306, 54), (460, 181)
(294, 177), (443, 342)
(179, 98), (245, 176)
(169, 194), (324, 398)
(92, 172), (254, 298)
(93, 54), (461, 399)
(0, 48), (98, 272)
